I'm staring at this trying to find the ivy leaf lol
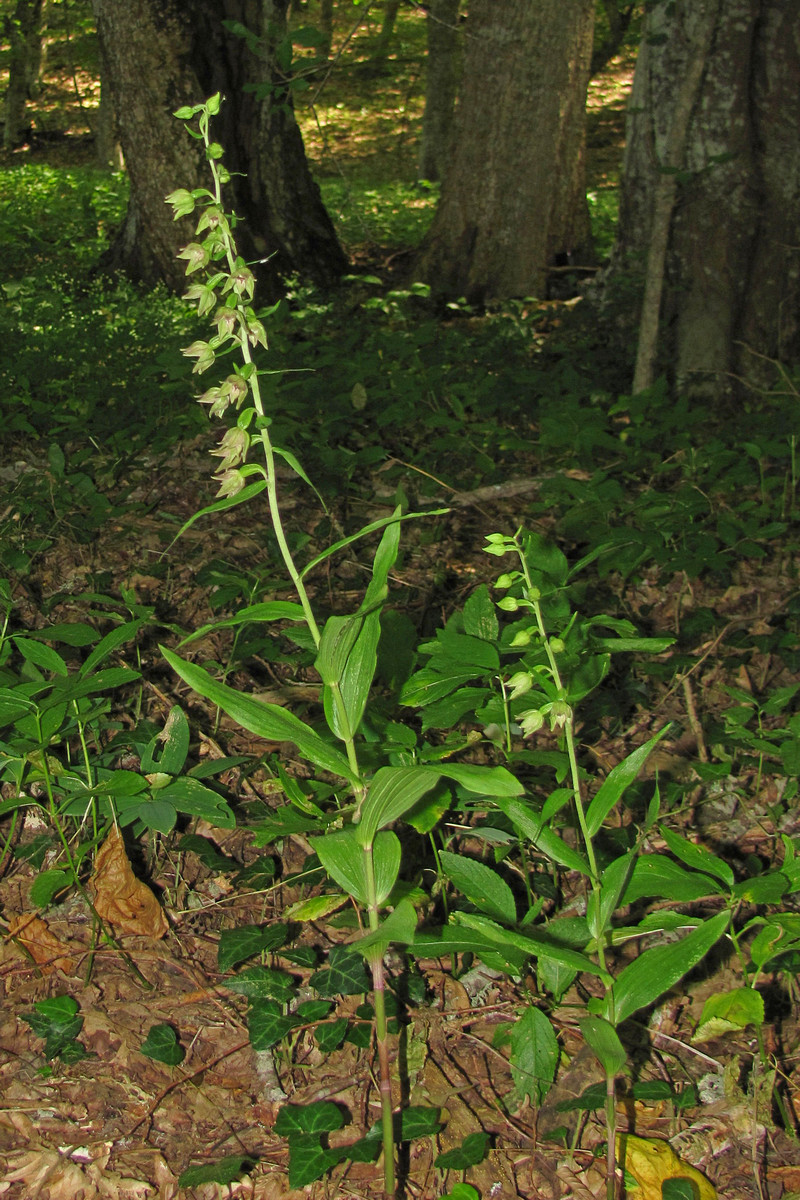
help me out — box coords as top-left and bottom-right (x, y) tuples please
(178, 1156), (256, 1187)
(221, 966), (296, 1002)
(435, 1131), (491, 1170)
(286, 1134), (341, 1188)
(274, 1101), (346, 1136)
(217, 923), (288, 972)
(310, 949), (370, 997)
(248, 999), (299, 1050)
(140, 1024), (185, 1066)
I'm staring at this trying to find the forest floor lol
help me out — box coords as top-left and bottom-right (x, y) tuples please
(2, 15), (800, 1200)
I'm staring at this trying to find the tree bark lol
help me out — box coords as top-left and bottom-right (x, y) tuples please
(3, 0), (47, 149)
(608, 0), (800, 396)
(414, 0), (595, 303)
(91, 0), (347, 296)
(417, 0), (461, 183)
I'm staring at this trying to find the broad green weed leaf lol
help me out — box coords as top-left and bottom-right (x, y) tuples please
(608, 910), (730, 1026)
(13, 637), (68, 676)
(621, 856), (724, 904)
(585, 728), (670, 837)
(161, 646), (355, 781)
(158, 777), (235, 827)
(30, 868), (72, 908)
(179, 1156), (255, 1187)
(587, 852), (635, 939)
(168, 480), (267, 546)
(441, 1185), (481, 1200)
(177, 833), (233, 871)
(140, 706), (189, 775)
(295, 999), (333, 1022)
(25, 623), (98, 648)
(693, 987), (764, 1043)
(80, 619), (147, 676)
(439, 850), (516, 925)
(410, 927), (528, 975)
(140, 1023), (185, 1065)
(510, 1005), (558, 1105)
(357, 766), (441, 845)
(124, 797), (176, 833)
(463, 584), (499, 642)
(435, 1131), (491, 1170)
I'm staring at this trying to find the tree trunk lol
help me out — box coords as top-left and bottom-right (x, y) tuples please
(417, 0), (460, 183)
(3, 0), (47, 149)
(608, 0), (800, 396)
(415, 0), (595, 303)
(370, 0), (402, 67)
(91, 0), (347, 296)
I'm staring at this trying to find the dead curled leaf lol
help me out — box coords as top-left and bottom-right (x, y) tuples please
(90, 827), (169, 939)
(617, 1133), (717, 1199)
(8, 912), (77, 975)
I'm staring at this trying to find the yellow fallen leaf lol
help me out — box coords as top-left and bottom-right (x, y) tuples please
(616, 1134), (717, 1200)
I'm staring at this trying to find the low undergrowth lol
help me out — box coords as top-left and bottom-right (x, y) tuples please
(1, 93), (800, 1200)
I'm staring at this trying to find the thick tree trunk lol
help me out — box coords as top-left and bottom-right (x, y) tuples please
(3, 0), (47, 149)
(608, 0), (800, 396)
(417, 0), (460, 183)
(91, 0), (347, 296)
(415, 0), (595, 303)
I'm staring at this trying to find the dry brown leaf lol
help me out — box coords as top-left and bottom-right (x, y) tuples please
(8, 912), (77, 975)
(3, 1147), (98, 1200)
(90, 828), (169, 939)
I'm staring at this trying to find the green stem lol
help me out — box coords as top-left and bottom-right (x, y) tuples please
(364, 844), (396, 1198)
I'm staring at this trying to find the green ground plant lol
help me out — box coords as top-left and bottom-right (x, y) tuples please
(153, 96), (800, 1199)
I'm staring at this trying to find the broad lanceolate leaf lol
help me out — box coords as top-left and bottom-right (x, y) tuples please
(580, 1015), (627, 1077)
(496, 796), (591, 874)
(438, 763), (524, 797)
(357, 766), (441, 846)
(315, 827), (401, 907)
(438, 850), (517, 925)
(657, 825), (735, 888)
(621, 855), (725, 905)
(352, 897), (418, 962)
(510, 1006), (559, 1106)
(585, 727), (670, 837)
(317, 515), (400, 741)
(587, 852), (635, 941)
(160, 646), (355, 781)
(607, 910), (730, 1026)
(455, 912), (608, 978)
